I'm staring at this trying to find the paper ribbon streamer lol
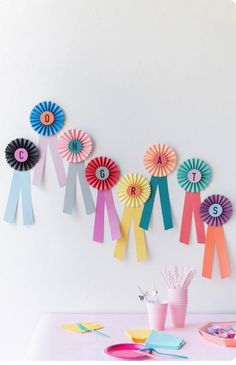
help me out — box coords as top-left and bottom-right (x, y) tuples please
(63, 162), (95, 215)
(140, 176), (173, 230)
(177, 158), (211, 244)
(30, 101), (66, 187)
(93, 190), (120, 242)
(202, 226), (231, 279)
(33, 135), (66, 187)
(140, 144), (176, 231)
(85, 157), (120, 242)
(4, 171), (34, 225)
(179, 192), (205, 244)
(113, 173), (150, 261)
(200, 194), (233, 279)
(114, 206), (147, 261)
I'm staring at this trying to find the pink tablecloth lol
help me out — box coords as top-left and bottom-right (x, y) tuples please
(25, 313), (236, 361)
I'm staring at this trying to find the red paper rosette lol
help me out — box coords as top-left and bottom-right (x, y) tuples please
(59, 129), (93, 163)
(85, 157), (120, 190)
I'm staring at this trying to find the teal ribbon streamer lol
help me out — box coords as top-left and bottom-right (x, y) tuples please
(4, 170), (34, 225)
(139, 175), (173, 230)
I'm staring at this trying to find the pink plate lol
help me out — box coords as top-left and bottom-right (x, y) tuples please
(104, 343), (148, 360)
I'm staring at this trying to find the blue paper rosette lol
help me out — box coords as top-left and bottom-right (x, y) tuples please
(30, 101), (64, 136)
(30, 101), (66, 187)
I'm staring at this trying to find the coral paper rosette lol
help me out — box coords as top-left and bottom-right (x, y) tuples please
(200, 195), (233, 279)
(143, 144), (176, 177)
(114, 174), (150, 262)
(85, 156), (120, 190)
(140, 143), (176, 231)
(4, 138), (39, 225)
(178, 158), (212, 245)
(30, 101), (66, 187)
(59, 129), (93, 163)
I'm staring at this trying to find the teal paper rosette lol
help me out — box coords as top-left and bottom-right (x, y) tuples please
(177, 158), (212, 192)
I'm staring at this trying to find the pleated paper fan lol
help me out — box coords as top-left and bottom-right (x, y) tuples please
(200, 194), (233, 226)
(5, 138), (39, 171)
(143, 144), (176, 177)
(30, 101), (64, 136)
(117, 173), (150, 208)
(59, 129), (93, 163)
(177, 158), (211, 192)
(85, 156), (120, 190)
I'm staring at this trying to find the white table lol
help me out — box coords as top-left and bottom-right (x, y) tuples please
(25, 313), (236, 361)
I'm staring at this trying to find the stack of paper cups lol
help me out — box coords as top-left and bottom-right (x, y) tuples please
(167, 288), (188, 328)
(146, 301), (168, 331)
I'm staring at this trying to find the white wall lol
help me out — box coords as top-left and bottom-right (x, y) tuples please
(0, 0), (236, 359)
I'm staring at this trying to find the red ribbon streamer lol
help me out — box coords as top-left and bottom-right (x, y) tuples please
(179, 192), (205, 244)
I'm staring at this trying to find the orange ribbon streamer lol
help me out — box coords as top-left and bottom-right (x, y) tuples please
(202, 225), (231, 279)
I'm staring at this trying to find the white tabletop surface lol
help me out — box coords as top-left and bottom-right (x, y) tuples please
(25, 313), (236, 361)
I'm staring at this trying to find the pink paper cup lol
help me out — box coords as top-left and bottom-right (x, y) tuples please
(167, 288), (188, 304)
(146, 301), (168, 331)
(169, 303), (187, 328)
(167, 288), (188, 328)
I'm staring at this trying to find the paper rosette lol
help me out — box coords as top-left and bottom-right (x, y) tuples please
(117, 173), (150, 208)
(59, 129), (93, 163)
(200, 194), (233, 279)
(5, 138), (39, 171)
(114, 173), (150, 262)
(60, 129), (95, 216)
(85, 157), (121, 243)
(143, 144), (176, 177)
(86, 157), (120, 190)
(30, 101), (66, 187)
(200, 194), (233, 227)
(178, 158), (212, 245)
(30, 101), (64, 136)
(4, 138), (38, 225)
(140, 144), (176, 231)
(177, 158), (211, 192)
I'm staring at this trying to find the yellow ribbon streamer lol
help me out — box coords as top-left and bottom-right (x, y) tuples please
(114, 206), (147, 261)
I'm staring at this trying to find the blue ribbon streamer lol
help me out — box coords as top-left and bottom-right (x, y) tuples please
(139, 175), (173, 230)
(4, 170), (34, 225)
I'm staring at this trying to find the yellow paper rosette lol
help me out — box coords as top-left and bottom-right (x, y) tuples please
(116, 173), (150, 208)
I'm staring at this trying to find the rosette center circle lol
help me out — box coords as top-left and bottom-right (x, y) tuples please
(209, 204), (223, 218)
(187, 169), (202, 183)
(14, 148), (28, 162)
(40, 111), (55, 126)
(152, 152), (167, 167)
(127, 184), (141, 197)
(68, 139), (82, 154)
(95, 166), (110, 181)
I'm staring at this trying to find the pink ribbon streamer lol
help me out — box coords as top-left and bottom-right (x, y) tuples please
(93, 190), (121, 243)
(179, 192), (205, 244)
(33, 135), (66, 187)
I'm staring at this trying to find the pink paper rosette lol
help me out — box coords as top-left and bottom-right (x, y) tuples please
(59, 129), (93, 163)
